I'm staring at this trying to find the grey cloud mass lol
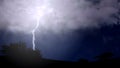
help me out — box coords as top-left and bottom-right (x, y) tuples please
(0, 0), (119, 34)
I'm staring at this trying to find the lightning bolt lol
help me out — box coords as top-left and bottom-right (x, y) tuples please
(31, 0), (53, 50)
(32, 21), (40, 50)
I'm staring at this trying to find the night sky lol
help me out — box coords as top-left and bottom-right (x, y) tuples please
(0, 0), (120, 62)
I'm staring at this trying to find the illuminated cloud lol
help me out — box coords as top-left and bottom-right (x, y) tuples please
(0, 0), (119, 34)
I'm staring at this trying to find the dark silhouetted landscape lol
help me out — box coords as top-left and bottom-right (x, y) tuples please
(0, 42), (120, 68)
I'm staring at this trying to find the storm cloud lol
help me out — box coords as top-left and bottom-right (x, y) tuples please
(0, 0), (119, 34)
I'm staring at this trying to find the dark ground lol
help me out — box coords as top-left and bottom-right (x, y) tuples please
(0, 44), (120, 68)
(0, 56), (120, 68)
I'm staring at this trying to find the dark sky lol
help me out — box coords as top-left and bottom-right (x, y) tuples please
(0, 0), (120, 62)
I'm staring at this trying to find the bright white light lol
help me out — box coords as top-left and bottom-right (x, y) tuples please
(31, 4), (54, 50)
(32, 20), (39, 50)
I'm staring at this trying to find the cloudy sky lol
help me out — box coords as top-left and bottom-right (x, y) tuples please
(0, 0), (120, 61)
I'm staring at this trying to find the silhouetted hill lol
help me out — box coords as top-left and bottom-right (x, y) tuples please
(0, 43), (120, 68)
(0, 54), (120, 68)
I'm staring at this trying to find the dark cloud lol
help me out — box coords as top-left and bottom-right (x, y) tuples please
(86, 0), (101, 5)
(0, 0), (4, 5)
